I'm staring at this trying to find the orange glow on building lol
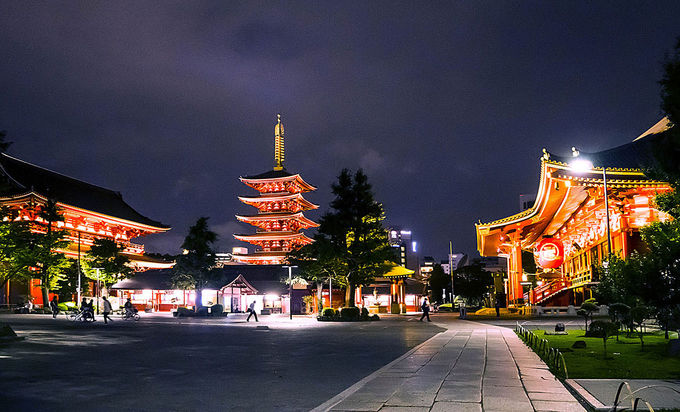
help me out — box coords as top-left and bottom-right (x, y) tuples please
(0, 153), (172, 306)
(475, 119), (673, 306)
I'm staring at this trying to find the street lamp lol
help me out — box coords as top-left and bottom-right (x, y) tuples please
(283, 265), (297, 320)
(570, 147), (612, 256)
(94, 267), (103, 315)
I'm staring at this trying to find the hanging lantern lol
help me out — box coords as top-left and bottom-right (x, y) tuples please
(536, 238), (565, 269)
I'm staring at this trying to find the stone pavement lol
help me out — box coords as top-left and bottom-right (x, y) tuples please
(314, 322), (585, 412)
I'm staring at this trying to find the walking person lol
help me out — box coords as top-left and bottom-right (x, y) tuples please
(102, 296), (113, 324)
(419, 297), (431, 322)
(50, 295), (59, 318)
(246, 301), (258, 322)
(494, 297), (501, 318)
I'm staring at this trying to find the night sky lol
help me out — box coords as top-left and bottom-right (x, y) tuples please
(1, 2), (679, 260)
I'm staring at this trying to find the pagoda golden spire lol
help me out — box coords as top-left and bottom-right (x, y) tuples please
(274, 113), (285, 171)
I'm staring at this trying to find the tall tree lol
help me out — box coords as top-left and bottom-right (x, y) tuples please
(0, 206), (34, 296)
(597, 38), (680, 337)
(84, 238), (133, 295)
(30, 200), (70, 306)
(317, 169), (393, 307)
(55, 259), (89, 302)
(172, 217), (217, 311)
(453, 261), (493, 306)
(428, 264), (448, 304)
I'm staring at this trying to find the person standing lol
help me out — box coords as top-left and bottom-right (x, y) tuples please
(419, 298), (431, 322)
(494, 297), (501, 317)
(102, 296), (113, 324)
(246, 301), (258, 322)
(50, 296), (59, 318)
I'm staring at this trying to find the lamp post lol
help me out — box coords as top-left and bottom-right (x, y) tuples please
(283, 265), (297, 320)
(449, 241), (454, 304)
(94, 267), (103, 314)
(77, 232), (81, 304)
(570, 148), (612, 256)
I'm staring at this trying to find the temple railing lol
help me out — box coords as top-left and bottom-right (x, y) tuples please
(528, 279), (572, 304)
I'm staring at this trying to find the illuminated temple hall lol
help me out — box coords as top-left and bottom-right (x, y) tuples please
(232, 115), (318, 264)
(476, 119), (673, 307)
(0, 153), (172, 306)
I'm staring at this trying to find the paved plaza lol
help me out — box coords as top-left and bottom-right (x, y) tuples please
(0, 313), (442, 411)
(5, 312), (642, 412)
(316, 319), (585, 412)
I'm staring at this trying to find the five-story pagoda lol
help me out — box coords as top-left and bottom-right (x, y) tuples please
(232, 115), (318, 265)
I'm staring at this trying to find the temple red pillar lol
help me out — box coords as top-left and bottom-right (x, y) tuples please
(398, 280), (406, 313)
(507, 235), (523, 305)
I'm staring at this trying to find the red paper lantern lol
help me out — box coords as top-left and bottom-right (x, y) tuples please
(536, 238), (564, 269)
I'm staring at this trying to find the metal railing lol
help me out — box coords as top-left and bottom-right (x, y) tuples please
(609, 380), (680, 411)
(515, 322), (568, 379)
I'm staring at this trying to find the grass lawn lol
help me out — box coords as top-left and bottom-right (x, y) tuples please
(534, 329), (680, 379)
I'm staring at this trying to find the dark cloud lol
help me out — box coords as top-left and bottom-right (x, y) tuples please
(1, 1), (679, 260)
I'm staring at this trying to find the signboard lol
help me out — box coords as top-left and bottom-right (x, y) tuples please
(535, 238), (564, 269)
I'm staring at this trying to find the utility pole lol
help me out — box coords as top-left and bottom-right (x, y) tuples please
(77, 232), (81, 304)
(449, 241), (454, 304)
(94, 267), (103, 314)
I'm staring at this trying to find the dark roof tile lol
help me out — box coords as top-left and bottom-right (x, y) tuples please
(0, 153), (169, 229)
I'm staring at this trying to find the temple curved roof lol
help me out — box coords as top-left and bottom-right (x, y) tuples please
(0, 153), (170, 230)
(475, 119), (673, 256)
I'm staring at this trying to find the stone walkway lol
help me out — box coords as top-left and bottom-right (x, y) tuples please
(315, 322), (585, 411)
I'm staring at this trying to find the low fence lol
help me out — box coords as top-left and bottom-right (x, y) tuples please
(515, 322), (568, 379)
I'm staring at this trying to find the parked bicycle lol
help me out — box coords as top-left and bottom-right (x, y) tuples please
(68, 309), (95, 322)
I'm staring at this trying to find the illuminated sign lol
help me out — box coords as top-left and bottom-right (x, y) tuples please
(536, 238), (564, 269)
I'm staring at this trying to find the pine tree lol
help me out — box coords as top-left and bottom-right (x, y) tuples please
(316, 169), (393, 307)
(172, 217), (217, 311)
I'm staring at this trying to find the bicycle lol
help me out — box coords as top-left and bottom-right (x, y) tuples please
(121, 309), (140, 321)
(68, 310), (95, 322)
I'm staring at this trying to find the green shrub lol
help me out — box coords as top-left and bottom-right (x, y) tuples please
(196, 307), (209, 316)
(370, 314), (380, 321)
(588, 320), (620, 358)
(578, 299), (599, 332)
(322, 308), (336, 317)
(210, 304), (223, 315)
(340, 307), (360, 321)
(361, 307), (369, 320)
(176, 307), (195, 317)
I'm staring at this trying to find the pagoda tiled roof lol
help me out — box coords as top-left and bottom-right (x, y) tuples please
(0, 153), (170, 229)
(242, 169), (294, 179)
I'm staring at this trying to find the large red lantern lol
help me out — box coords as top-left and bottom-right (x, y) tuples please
(536, 238), (564, 269)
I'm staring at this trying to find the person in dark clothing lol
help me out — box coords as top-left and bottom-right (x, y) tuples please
(81, 298), (94, 321)
(246, 301), (258, 322)
(123, 298), (135, 318)
(102, 296), (113, 324)
(419, 298), (431, 322)
(50, 296), (59, 318)
(495, 298), (501, 317)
